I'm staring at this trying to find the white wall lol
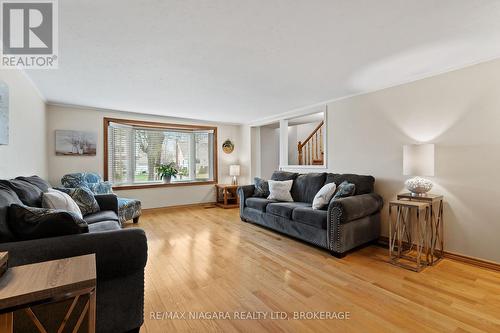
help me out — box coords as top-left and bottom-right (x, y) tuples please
(281, 58), (500, 263)
(0, 70), (47, 179)
(47, 104), (243, 209)
(259, 126), (280, 179)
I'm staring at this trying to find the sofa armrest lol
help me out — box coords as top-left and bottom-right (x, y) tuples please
(237, 185), (255, 217)
(0, 228), (147, 280)
(237, 185), (255, 205)
(95, 193), (119, 215)
(328, 193), (383, 224)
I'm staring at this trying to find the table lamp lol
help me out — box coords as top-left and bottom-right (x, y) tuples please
(403, 144), (434, 196)
(229, 165), (240, 185)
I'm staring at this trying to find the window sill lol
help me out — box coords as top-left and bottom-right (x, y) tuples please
(112, 180), (217, 190)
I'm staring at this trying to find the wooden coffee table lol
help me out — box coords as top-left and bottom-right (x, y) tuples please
(0, 254), (96, 333)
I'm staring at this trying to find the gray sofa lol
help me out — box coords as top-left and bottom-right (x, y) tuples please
(238, 171), (383, 257)
(0, 176), (147, 333)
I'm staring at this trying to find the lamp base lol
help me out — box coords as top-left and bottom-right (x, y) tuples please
(231, 176), (238, 185)
(405, 176), (433, 196)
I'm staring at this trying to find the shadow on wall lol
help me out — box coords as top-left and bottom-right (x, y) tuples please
(379, 99), (500, 261)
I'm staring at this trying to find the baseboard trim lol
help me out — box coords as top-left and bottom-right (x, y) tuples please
(142, 202), (217, 213)
(378, 236), (500, 272)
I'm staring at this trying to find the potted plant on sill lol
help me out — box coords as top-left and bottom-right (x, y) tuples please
(156, 162), (179, 183)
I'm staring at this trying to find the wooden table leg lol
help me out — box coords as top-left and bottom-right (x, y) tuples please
(88, 289), (96, 333)
(223, 188), (228, 206)
(0, 313), (12, 333)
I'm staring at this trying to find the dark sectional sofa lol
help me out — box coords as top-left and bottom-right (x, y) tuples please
(0, 176), (147, 333)
(238, 171), (383, 257)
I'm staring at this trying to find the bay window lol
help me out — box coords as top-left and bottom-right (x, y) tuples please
(104, 118), (217, 188)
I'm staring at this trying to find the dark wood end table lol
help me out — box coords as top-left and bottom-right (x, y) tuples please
(215, 184), (239, 208)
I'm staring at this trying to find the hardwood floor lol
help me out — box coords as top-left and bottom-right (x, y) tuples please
(128, 206), (500, 333)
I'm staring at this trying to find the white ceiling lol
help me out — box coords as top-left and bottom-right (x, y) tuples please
(25, 0), (500, 124)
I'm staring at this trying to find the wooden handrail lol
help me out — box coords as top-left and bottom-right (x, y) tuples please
(297, 120), (324, 165)
(297, 120), (324, 151)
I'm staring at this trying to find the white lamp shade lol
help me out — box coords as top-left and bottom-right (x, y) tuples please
(229, 165), (240, 176)
(403, 144), (435, 177)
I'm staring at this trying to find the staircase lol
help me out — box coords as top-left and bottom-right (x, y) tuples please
(298, 121), (324, 165)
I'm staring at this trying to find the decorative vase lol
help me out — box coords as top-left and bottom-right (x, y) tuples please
(162, 175), (171, 183)
(405, 176), (433, 196)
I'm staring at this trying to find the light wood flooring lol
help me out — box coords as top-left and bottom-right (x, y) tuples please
(127, 206), (500, 333)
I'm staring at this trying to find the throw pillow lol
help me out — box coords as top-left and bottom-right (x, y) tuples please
(332, 181), (356, 200)
(55, 187), (100, 216)
(88, 181), (113, 194)
(8, 204), (88, 241)
(0, 183), (22, 242)
(0, 179), (43, 207)
(267, 180), (294, 202)
(253, 177), (270, 197)
(42, 189), (83, 219)
(15, 175), (52, 192)
(312, 182), (337, 210)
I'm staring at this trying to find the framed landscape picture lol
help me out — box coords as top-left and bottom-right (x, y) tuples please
(0, 81), (9, 145)
(55, 130), (97, 156)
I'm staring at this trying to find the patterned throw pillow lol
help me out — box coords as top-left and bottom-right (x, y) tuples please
(332, 181), (356, 200)
(55, 187), (100, 216)
(88, 181), (113, 195)
(7, 204), (88, 240)
(61, 173), (88, 189)
(312, 182), (337, 210)
(267, 180), (294, 202)
(253, 177), (270, 197)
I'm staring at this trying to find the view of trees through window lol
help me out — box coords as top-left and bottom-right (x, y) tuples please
(107, 121), (214, 185)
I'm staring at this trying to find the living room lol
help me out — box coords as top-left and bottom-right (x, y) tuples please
(1, 1), (500, 332)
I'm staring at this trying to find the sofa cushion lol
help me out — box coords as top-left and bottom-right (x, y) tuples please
(88, 220), (121, 232)
(266, 202), (310, 219)
(292, 206), (328, 229)
(84, 210), (120, 224)
(245, 197), (276, 212)
(8, 204), (88, 241)
(271, 171), (298, 181)
(325, 173), (375, 195)
(15, 175), (51, 192)
(291, 172), (326, 203)
(0, 184), (22, 242)
(0, 179), (43, 207)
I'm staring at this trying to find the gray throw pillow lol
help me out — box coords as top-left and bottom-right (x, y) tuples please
(0, 179), (43, 207)
(253, 177), (270, 197)
(332, 181), (356, 200)
(267, 180), (294, 202)
(15, 175), (51, 192)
